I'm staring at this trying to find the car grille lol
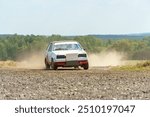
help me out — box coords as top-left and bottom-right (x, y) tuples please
(66, 54), (78, 61)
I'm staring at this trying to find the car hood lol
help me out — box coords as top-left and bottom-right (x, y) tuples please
(52, 50), (86, 55)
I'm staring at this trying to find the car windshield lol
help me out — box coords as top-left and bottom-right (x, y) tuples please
(53, 43), (82, 51)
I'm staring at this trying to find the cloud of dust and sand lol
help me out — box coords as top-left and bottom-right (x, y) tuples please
(88, 51), (126, 67)
(16, 51), (125, 69)
(16, 51), (45, 69)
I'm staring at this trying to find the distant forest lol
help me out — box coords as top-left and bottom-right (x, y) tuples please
(0, 34), (150, 60)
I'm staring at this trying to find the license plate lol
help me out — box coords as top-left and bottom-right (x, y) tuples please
(66, 61), (78, 66)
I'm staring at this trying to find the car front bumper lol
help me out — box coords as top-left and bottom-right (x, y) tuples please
(53, 60), (88, 67)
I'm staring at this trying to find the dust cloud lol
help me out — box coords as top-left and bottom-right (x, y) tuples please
(16, 51), (45, 69)
(0, 51), (126, 69)
(88, 51), (126, 67)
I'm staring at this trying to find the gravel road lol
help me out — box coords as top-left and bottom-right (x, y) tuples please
(0, 68), (150, 100)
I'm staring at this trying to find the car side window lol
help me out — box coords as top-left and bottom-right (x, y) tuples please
(48, 44), (53, 52)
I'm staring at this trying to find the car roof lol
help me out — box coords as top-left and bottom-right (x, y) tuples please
(51, 41), (78, 45)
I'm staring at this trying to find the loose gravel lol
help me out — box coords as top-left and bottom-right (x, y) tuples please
(0, 68), (150, 100)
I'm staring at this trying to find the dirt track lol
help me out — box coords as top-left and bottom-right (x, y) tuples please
(0, 68), (150, 100)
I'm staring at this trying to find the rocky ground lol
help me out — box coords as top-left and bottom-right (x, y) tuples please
(0, 68), (150, 100)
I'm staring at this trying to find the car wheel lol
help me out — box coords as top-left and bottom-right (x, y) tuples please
(51, 58), (57, 70)
(45, 59), (50, 69)
(83, 63), (89, 70)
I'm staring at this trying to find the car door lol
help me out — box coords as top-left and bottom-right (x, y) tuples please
(46, 43), (53, 63)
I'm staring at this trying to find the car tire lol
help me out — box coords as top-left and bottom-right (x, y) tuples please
(45, 59), (50, 69)
(51, 58), (57, 70)
(83, 63), (89, 70)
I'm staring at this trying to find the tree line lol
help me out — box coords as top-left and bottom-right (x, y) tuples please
(0, 34), (150, 60)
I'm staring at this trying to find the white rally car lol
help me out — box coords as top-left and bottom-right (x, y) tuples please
(45, 41), (89, 70)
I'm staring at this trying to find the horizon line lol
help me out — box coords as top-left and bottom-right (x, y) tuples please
(0, 32), (150, 36)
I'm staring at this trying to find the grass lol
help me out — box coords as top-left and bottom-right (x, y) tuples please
(112, 60), (150, 71)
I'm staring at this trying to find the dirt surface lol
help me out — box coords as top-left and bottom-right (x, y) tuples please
(0, 68), (150, 100)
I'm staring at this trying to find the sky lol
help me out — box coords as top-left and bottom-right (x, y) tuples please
(0, 0), (150, 35)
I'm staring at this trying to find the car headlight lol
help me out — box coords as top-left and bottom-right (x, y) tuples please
(56, 55), (66, 59)
(78, 54), (87, 57)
